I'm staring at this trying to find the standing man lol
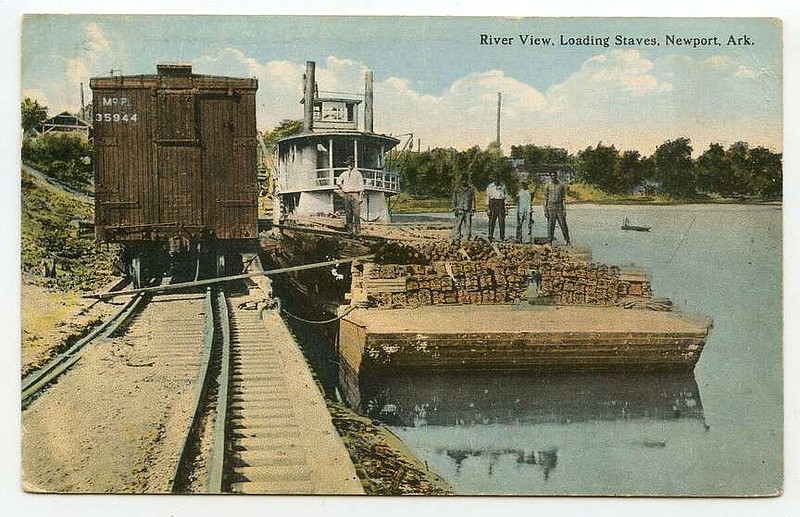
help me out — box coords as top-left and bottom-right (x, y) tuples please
(337, 157), (365, 235)
(485, 172), (508, 242)
(544, 170), (571, 245)
(516, 181), (534, 244)
(452, 172), (475, 242)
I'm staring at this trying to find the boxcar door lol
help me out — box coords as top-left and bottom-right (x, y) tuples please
(198, 94), (258, 240)
(154, 92), (202, 230)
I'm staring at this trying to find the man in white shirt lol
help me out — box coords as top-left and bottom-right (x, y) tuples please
(337, 157), (365, 235)
(516, 181), (534, 244)
(485, 172), (508, 241)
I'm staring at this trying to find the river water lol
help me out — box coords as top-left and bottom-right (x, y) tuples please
(367, 205), (782, 496)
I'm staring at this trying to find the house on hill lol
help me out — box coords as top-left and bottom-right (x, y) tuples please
(34, 112), (92, 140)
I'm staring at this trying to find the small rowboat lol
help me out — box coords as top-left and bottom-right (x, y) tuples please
(621, 218), (651, 232)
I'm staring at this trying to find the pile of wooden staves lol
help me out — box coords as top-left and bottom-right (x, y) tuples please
(537, 260), (621, 306)
(356, 260), (531, 307)
(355, 239), (661, 310)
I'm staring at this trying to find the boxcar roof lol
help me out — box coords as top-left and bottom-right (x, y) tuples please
(90, 74), (257, 90)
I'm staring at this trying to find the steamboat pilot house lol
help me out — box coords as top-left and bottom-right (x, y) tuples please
(275, 61), (400, 222)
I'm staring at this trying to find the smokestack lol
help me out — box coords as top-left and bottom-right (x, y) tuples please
(303, 61), (316, 132)
(80, 82), (85, 119)
(496, 92), (502, 147)
(364, 70), (374, 133)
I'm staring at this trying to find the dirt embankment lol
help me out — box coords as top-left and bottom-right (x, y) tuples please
(21, 170), (121, 375)
(328, 402), (453, 495)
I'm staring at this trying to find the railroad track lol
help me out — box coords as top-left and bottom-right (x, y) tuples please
(177, 287), (334, 494)
(193, 290), (306, 493)
(23, 276), (358, 494)
(21, 289), (145, 408)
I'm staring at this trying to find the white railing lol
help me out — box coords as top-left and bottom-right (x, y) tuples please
(313, 167), (400, 192)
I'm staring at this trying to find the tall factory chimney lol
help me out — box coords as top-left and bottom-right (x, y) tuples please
(303, 61), (316, 132)
(364, 70), (374, 133)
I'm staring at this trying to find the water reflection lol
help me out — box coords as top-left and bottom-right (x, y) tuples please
(362, 371), (705, 487)
(363, 371), (704, 427)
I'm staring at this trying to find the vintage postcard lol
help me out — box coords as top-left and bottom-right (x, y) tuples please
(19, 15), (782, 499)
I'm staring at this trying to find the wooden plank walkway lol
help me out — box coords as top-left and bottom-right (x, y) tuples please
(227, 293), (363, 494)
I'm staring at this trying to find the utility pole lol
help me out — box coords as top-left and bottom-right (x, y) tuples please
(496, 92), (502, 147)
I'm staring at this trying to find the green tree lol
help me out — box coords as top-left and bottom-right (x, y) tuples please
(577, 143), (619, 192)
(21, 97), (48, 134)
(262, 119), (303, 151)
(21, 133), (93, 191)
(695, 143), (732, 196)
(613, 150), (643, 194)
(747, 146), (782, 199)
(654, 137), (695, 198)
(390, 146), (515, 198)
(510, 144), (569, 166)
(416, 148), (459, 197)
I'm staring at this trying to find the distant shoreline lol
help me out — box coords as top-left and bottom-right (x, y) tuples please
(569, 198), (783, 207)
(390, 195), (782, 214)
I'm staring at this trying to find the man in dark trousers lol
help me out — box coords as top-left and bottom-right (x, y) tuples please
(544, 170), (571, 245)
(452, 172), (475, 242)
(336, 157), (365, 235)
(485, 172), (508, 241)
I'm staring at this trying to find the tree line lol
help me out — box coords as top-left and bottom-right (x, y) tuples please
(390, 138), (781, 201)
(575, 138), (781, 199)
(22, 99), (781, 203)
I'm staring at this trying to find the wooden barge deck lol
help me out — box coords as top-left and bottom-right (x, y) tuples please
(338, 305), (712, 408)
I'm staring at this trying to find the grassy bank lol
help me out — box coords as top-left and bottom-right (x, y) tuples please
(21, 169), (118, 292)
(389, 184), (780, 214)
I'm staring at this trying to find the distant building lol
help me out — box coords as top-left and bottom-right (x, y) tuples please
(33, 111), (92, 140)
(510, 159), (575, 184)
(507, 146), (574, 184)
(633, 178), (663, 195)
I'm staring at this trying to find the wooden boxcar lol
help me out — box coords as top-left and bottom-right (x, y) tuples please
(90, 64), (259, 283)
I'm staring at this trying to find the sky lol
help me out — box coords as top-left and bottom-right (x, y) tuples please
(21, 15), (782, 156)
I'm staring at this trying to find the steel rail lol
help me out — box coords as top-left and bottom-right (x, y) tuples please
(170, 288), (216, 492)
(21, 292), (147, 408)
(81, 254), (376, 300)
(206, 289), (232, 493)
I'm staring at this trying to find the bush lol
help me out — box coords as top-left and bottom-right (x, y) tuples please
(22, 134), (93, 193)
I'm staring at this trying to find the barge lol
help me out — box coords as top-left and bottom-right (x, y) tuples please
(264, 220), (712, 410)
(266, 61), (713, 411)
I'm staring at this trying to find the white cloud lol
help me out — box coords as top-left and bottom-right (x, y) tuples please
(62, 44), (775, 156)
(188, 48), (782, 154)
(85, 22), (110, 56)
(42, 23), (115, 115)
(21, 89), (51, 109)
(545, 49), (671, 117)
(64, 58), (91, 87)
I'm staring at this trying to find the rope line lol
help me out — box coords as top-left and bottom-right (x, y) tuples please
(279, 304), (360, 325)
(667, 214), (697, 266)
